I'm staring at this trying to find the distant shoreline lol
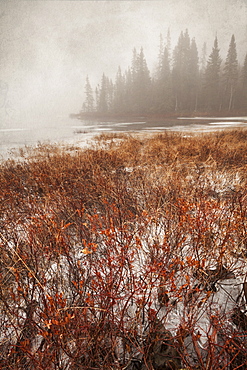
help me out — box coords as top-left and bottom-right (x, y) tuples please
(70, 111), (247, 123)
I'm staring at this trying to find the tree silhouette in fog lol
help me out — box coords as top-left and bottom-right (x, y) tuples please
(82, 30), (247, 115)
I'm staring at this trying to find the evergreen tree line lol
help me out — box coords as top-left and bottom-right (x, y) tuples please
(82, 30), (247, 115)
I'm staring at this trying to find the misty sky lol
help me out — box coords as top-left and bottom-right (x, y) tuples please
(0, 0), (246, 127)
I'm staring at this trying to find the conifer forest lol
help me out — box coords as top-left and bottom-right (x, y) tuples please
(82, 30), (247, 116)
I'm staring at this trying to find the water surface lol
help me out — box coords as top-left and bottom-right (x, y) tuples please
(1, 116), (247, 160)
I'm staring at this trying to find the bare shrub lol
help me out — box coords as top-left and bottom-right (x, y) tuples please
(0, 128), (247, 368)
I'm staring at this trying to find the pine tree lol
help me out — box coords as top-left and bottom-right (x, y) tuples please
(172, 29), (192, 112)
(223, 34), (238, 111)
(240, 54), (247, 111)
(95, 85), (100, 112)
(197, 43), (207, 110)
(156, 30), (171, 78)
(113, 66), (126, 113)
(172, 31), (184, 111)
(188, 38), (199, 111)
(131, 48), (138, 82)
(200, 42), (207, 71)
(82, 76), (94, 112)
(123, 48), (139, 113)
(243, 54), (247, 90)
(166, 28), (171, 63)
(106, 77), (114, 112)
(203, 37), (222, 111)
(124, 67), (133, 113)
(98, 74), (108, 113)
(157, 33), (164, 76)
(132, 48), (151, 113)
(153, 46), (173, 112)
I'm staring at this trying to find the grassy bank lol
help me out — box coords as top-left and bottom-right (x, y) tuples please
(1, 129), (247, 369)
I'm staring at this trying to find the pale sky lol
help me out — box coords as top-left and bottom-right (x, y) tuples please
(0, 0), (246, 127)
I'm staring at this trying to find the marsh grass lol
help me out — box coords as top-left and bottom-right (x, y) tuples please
(1, 129), (247, 369)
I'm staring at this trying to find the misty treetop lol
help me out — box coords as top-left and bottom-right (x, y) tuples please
(82, 30), (247, 115)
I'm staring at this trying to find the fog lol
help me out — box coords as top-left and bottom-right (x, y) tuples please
(0, 0), (246, 129)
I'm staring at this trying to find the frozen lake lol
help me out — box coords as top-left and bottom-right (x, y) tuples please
(1, 116), (247, 160)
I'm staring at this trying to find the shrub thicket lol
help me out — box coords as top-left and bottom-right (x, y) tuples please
(0, 129), (247, 369)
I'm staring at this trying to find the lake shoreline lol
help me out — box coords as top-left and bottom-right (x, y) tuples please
(1, 113), (247, 161)
(71, 111), (247, 123)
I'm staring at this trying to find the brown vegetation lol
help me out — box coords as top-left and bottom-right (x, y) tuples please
(1, 128), (247, 369)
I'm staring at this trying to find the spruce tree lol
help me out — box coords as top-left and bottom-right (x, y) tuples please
(124, 67), (133, 113)
(166, 28), (171, 63)
(203, 37), (222, 111)
(106, 77), (114, 112)
(223, 34), (238, 111)
(98, 74), (108, 113)
(200, 42), (207, 71)
(83, 76), (94, 112)
(172, 29), (192, 112)
(172, 31), (185, 112)
(188, 38), (199, 111)
(113, 66), (125, 113)
(131, 48), (138, 82)
(157, 33), (164, 76)
(132, 48), (151, 113)
(241, 54), (247, 111)
(154, 46), (173, 112)
(95, 85), (99, 112)
(152, 29), (172, 113)
(197, 43), (207, 110)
